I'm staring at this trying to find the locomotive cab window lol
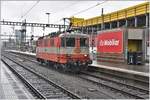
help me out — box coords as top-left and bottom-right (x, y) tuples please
(80, 38), (88, 47)
(61, 37), (75, 47)
(66, 38), (75, 47)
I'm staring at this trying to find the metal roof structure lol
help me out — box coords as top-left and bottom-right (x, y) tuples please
(71, 2), (149, 27)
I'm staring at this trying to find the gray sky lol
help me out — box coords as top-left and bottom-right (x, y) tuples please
(1, 0), (147, 40)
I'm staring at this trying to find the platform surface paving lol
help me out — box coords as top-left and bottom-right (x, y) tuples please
(0, 60), (34, 99)
(91, 60), (149, 77)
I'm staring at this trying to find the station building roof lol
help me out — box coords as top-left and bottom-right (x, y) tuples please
(70, 2), (149, 27)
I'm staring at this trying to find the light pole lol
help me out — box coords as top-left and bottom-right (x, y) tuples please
(101, 8), (104, 30)
(46, 13), (50, 24)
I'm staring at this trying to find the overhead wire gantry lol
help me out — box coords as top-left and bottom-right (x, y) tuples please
(0, 20), (68, 28)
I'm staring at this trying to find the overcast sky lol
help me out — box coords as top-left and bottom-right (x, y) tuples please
(1, 0), (147, 40)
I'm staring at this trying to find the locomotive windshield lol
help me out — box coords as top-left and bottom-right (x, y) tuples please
(61, 37), (88, 47)
(66, 38), (75, 47)
(80, 38), (89, 47)
(61, 37), (75, 47)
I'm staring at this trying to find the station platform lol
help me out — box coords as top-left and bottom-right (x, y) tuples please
(90, 61), (149, 77)
(5, 49), (149, 77)
(0, 60), (34, 99)
(5, 49), (36, 56)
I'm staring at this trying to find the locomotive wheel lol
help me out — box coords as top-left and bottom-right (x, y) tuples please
(54, 63), (58, 69)
(56, 64), (61, 70)
(45, 60), (49, 65)
(58, 64), (63, 71)
(47, 61), (53, 67)
(61, 64), (68, 72)
(69, 65), (80, 73)
(39, 59), (44, 64)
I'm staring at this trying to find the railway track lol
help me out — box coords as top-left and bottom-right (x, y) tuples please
(4, 51), (150, 99)
(7, 50), (149, 83)
(88, 66), (149, 85)
(3, 52), (115, 99)
(7, 51), (149, 86)
(1, 55), (81, 99)
(78, 71), (149, 99)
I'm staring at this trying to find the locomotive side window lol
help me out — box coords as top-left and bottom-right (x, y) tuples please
(42, 40), (44, 47)
(44, 39), (47, 46)
(39, 40), (41, 46)
(36, 41), (38, 46)
(80, 38), (88, 47)
(50, 38), (54, 46)
(61, 38), (65, 47)
(66, 38), (75, 47)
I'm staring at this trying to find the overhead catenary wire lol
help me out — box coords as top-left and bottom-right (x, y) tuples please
(52, 1), (81, 24)
(20, 0), (40, 20)
(54, 1), (107, 24)
(52, 1), (80, 15)
(70, 1), (107, 16)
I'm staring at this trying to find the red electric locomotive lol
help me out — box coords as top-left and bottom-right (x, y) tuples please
(36, 31), (92, 72)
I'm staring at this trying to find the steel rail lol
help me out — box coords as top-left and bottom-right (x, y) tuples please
(1, 58), (46, 99)
(81, 71), (149, 92)
(4, 51), (149, 99)
(7, 50), (149, 84)
(2, 54), (81, 99)
(88, 66), (149, 84)
(79, 72), (148, 99)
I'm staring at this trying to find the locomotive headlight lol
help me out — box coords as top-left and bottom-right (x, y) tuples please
(84, 54), (87, 57)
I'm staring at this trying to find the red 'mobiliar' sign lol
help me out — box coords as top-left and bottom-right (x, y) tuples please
(97, 30), (123, 53)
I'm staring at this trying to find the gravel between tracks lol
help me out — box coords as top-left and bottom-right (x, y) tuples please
(3, 52), (149, 99)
